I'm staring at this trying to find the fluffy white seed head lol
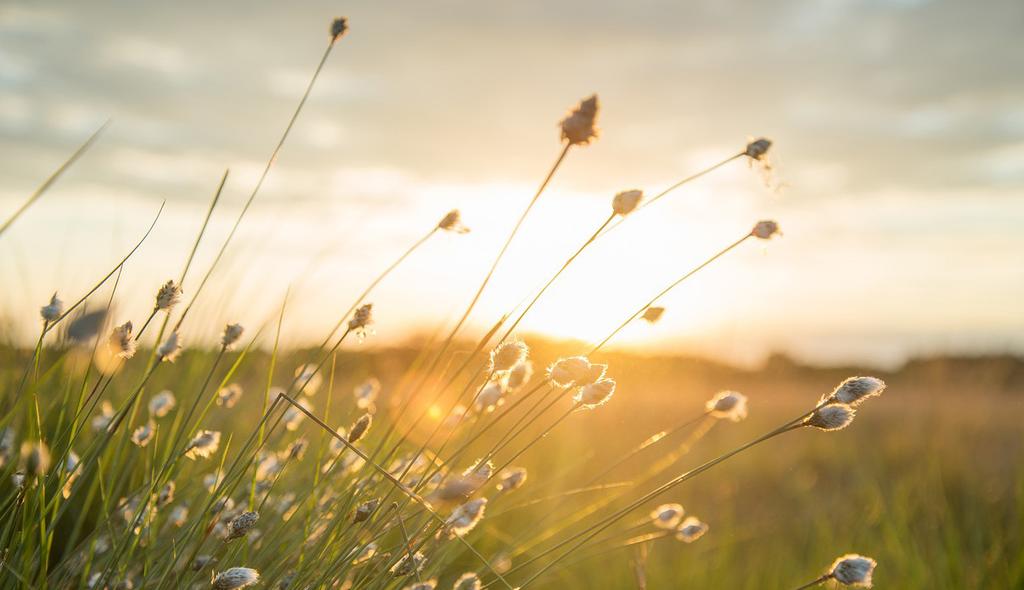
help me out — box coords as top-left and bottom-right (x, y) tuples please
(157, 331), (183, 362)
(612, 189), (643, 216)
(211, 567), (259, 589)
(641, 306), (665, 323)
(491, 340), (529, 372)
(40, 292), (64, 322)
(745, 138), (772, 160)
(805, 403), (856, 431)
(226, 511), (259, 541)
(575, 378), (616, 409)
(650, 503), (685, 529)
(475, 380), (506, 413)
(402, 580), (437, 590)
(154, 280), (182, 311)
(294, 363), (323, 395)
(824, 376), (886, 407)
(108, 321), (137, 359)
(221, 323), (244, 349)
(216, 384), (243, 408)
(348, 303), (373, 334)
(92, 401), (115, 432)
(446, 498), (487, 537)
(496, 467), (528, 492)
(438, 209), (470, 233)
(463, 459), (494, 481)
(185, 430), (221, 459)
(354, 377), (380, 409)
(348, 413), (372, 443)
(548, 356), (605, 387)
(830, 554), (877, 587)
(705, 390), (748, 422)
(389, 551), (426, 576)
(507, 361), (533, 391)
(453, 573), (481, 590)
(282, 397), (312, 431)
(148, 390), (177, 418)
(560, 94), (600, 146)
(751, 220), (781, 240)
(131, 422), (155, 447)
(675, 516), (709, 543)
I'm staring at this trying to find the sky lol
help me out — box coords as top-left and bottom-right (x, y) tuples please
(1, 0), (1022, 367)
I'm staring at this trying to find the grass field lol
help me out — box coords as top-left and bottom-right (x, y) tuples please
(2, 339), (1020, 589)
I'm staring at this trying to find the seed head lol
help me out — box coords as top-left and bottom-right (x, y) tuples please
(829, 554), (877, 587)
(705, 390), (748, 422)
(155, 280), (182, 311)
(185, 430), (221, 459)
(148, 390), (177, 418)
(131, 421), (156, 447)
(804, 403), (856, 431)
(496, 467), (528, 492)
(438, 209), (470, 233)
(612, 189), (643, 216)
(226, 511), (259, 541)
(751, 220), (781, 240)
(348, 413), (372, 443)
(108, 321), (137, 359)
(40, 292), (64, 323)
(157, 331), (183, 362)
(650, 503), (684, 529)
(560, 94), (600, 146)
(548, 356), (605, 387)
(491, 339), (529, 372)
(390, 551), (426, 576)
(349, 303), (374, 335)
(330, 17), (348, 40)
(575, 378), (616, 409)
(641, 306), (665, 323)
(294, 363), (323, 395)
(402, 581), (437, 590)
(446, 498), (487, 537)
(463, 458), (495, 481)
(92, 401), (115, 432)
(353, 377), (380, 409)
(353, 498), (380, 523)
(475, 380), (506, 413)
(350, 542), (378, 565)
(221, 323), (244, 349)
(20, 441), (51, 477)
(284, 438), (308, 460)
(823, 376), (886, 407)
(454, 573), (481, 590)
(170, 505), (189, 527)
(282, 397), (312, 431)
(744, 138), (772, 160)
(507, 361), (533, 390)
(61, 450), (81, 498)
(675, 516), (709, 543)
(157, 481), (175, 507)
(217, 384), (243, 408)
(211, 567), (259, 589)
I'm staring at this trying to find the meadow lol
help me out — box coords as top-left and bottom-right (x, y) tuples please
(2, 15), (1022, 590)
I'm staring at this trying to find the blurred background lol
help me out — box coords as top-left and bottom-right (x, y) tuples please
(2, 0), (1023, 367)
